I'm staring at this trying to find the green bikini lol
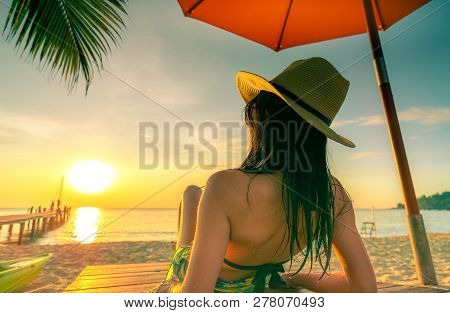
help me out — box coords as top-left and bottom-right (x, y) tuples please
(165, 245), (289, 293)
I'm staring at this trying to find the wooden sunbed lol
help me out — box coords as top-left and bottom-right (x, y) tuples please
(64, 262), (449, 293)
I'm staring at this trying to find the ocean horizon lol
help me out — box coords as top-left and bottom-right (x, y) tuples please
(1, 207), (449, 245)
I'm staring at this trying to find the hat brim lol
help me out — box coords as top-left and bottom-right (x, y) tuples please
(236, 71), (355, 148)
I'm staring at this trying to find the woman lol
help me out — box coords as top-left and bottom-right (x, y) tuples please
(156, 57), (377, 293)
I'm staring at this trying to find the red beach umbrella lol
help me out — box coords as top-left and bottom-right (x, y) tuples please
(177, 0), (438, 285)
(177, 0), (429, 51)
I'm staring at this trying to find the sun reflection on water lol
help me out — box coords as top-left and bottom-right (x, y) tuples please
(73, 207), (100, 244)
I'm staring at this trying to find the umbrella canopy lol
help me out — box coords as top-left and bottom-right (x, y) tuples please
(177, 0), (430, 51)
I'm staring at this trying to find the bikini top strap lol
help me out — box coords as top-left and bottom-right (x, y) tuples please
(224, 258), (288, 270)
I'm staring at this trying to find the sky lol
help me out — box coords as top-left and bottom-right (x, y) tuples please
(0, 0), (449, 209)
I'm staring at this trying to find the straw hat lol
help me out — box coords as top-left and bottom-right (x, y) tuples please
(236, 57), (355, 148)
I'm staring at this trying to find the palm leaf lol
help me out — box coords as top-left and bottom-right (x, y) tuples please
(3, 0), (128, 93)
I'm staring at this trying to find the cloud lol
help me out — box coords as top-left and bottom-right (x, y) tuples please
(333, 115), (384, 127)
(398, 107), (450, 125)
(333, 106), (450, 128)
(350, 151), (384, 160)
(0, 112), (68, 142)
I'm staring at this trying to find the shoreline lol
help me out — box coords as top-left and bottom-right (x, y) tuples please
(2, 231), (447, 246)
(0, 233), (448, 292)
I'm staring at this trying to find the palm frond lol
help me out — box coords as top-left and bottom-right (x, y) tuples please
(3, 0), (128, 93)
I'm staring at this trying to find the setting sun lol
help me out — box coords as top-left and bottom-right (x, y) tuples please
(68, 160), (116, 194)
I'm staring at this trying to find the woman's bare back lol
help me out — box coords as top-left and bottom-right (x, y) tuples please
(217, 170), (307, 281)
(215, 169), (353, 282)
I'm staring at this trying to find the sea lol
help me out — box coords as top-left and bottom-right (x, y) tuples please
(0, 207), (448, 245)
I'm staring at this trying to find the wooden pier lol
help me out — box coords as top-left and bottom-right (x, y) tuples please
(0, 207), (71, 245)
(64, 262), (449, 293)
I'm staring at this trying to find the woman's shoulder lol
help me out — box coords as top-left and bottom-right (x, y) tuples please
(206, 169), (253, 196)
(204, 169), (257, 211)
(206, 170), (282, 210)
(206, 169), (279, 190)
(207, 168), (248, 182)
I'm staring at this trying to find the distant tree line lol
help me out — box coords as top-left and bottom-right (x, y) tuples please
(395, 191), (450, 210)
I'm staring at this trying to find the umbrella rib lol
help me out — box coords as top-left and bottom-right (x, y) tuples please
(372, 0), (386, 31)
(186, 0), (206, 16)
(276, 0), (294, 51)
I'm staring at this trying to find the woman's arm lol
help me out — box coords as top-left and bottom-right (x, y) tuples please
(171, 172), (232, 292)
(283, 180), (377, 293)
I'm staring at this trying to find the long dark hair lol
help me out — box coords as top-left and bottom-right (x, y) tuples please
(239, 91), (335, 275)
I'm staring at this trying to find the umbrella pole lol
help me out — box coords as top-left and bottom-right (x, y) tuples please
(361, 0), (438, 285)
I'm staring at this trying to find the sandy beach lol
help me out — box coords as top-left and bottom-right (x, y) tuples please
(0, 233), (448, 292)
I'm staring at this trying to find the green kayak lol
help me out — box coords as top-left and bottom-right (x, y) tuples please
(0, 253), (52, 292)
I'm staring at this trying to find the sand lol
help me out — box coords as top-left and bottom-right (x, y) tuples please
(0, 233), (448, 292)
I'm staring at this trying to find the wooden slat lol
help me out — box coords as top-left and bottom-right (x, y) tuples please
(79, 271), (168, 280)
(66, 273), (166, 292)
(82, 263), (170, 275)
(376, 282), (399, 289)
(378, 284), (448, 293)
(84, 262), (170, 270)
(65, 283), (160, 293)
(71, 272), (166, 286)
(65, 262), (449, 293)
